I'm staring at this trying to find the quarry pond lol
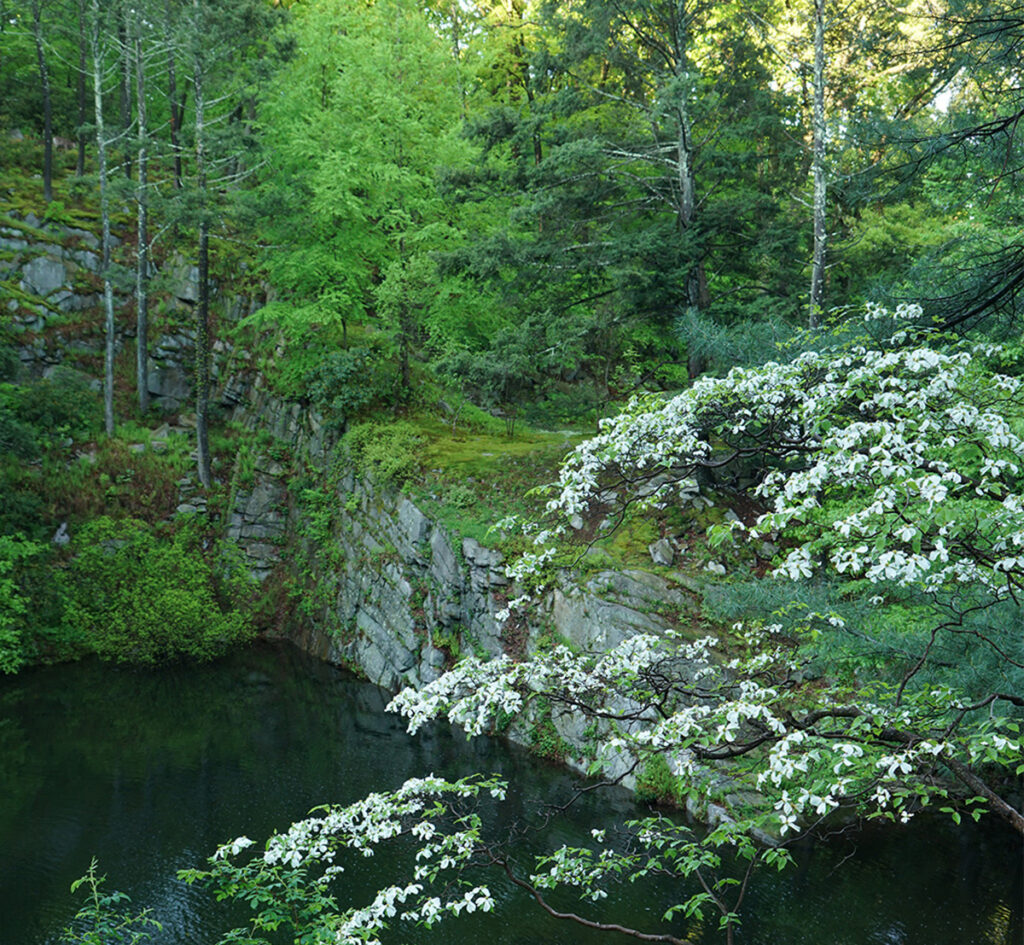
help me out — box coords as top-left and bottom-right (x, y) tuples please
(1, 642), (1020, 945)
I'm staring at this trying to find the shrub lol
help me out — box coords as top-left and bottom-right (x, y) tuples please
(65, 518), (256, 664)
(0, 369), (101, 461)
(343, 421), (424, 485)
(306, 347), (393, 428)
(0, 534), (45, 674)
(12, 368), (100, 438)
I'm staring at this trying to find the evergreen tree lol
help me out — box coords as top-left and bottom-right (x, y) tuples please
(446, 0), (804, 384)
(171, 0), (288, 485)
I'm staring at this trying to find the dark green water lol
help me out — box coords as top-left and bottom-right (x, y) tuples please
(0, 642), (1021, 945)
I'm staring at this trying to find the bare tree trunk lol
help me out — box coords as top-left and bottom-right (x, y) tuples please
(76, 0), (87, 177)
(89, 0), (116, 435)
(134, 27), (150, 413)
(118, 11), (132, 179)
(678, 110), (706, 314)
(195, 218), (212, 487)
(168, 54), (184, 188)
(192, 3), (212, 488)
(167, 1), (184, 190)
(809, 0), (827, 328)
(30, 0), (54, 204)
(672, 2), (709, 377)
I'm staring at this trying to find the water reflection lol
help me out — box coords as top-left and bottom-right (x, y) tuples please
(0, 642), (1020, 945)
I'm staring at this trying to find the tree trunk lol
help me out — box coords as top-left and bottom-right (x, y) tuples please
(168, 53), (184, 189)
(809, 0), (827, 328)
(118, 13), (132, 179)
(673, 4), (709, 376)
(167, 0), (184, 190)
(76, 0), (87, 177)
(195, 219), (212, 487)
(192, 4), (212, 487)
(134, 28), (150, 414)
(89, 0), (116, 435)
(30, 0), (53, 204)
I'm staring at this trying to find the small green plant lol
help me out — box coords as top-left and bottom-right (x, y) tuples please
(430, 626), (462, 661)
(235, 444), (257, 490)
(60, 858), (161, 944)
(440, 482), (477, 510)
(635, 754), (681, 805)
(528, 698), (569, 762)
(42, 198), (75, 226)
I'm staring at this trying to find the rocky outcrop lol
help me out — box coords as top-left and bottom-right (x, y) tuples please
(305, 477), (512, 692)
(2, 213), (105, 368)
(1, 216), (254, 408)
(225, 387), (699, 793)
(226, 456), (291, 581)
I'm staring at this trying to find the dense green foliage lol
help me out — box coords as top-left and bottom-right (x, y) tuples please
(65, 517), (255, 664)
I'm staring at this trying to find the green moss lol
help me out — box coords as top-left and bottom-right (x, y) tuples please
(405, 418), (579, 547)
(583, 512), (660, 571)
(0, 214), (64, 246)
(0, 279), (64, 316)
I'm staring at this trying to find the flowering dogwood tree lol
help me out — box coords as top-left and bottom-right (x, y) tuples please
(188, 304), (1024, 943)
(486, 303), (1024, 834)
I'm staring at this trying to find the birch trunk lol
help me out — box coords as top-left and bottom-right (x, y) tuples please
(192, 0), (212, 488)
(76, 0), (87, 177)
(167, 1), (183, 189)
(118, 13), (132, 179)
(809, 0), (827, 327)
(89, 0), (116, 435)
(134, 28), (150, 413)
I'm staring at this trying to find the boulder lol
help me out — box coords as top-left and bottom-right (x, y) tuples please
(147, 359), (191, 406)
(398, 499), (430, 546)
(648, 538), (675, 566)
(22, 255), (67, 296)
(168, 260), (200, 303)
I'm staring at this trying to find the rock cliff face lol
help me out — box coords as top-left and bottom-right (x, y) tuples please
(228, 383), (696, 787)
(3, 213), (108, 372)
(2, 210), (253, 408)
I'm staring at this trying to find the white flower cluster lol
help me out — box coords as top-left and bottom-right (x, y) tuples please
(262, 773), (468, 868)
(388, 635), (680, 739)
(530, 844), (625, 902)
(522, 305), (1024, 603)
(208, 773), (507, 945)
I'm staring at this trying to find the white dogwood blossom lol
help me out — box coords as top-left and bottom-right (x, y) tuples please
(524, 305), (1024, 605)
(186, 773), (508, 944)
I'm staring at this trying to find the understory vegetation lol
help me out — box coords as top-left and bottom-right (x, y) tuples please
(4, 0), (1024, 942)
